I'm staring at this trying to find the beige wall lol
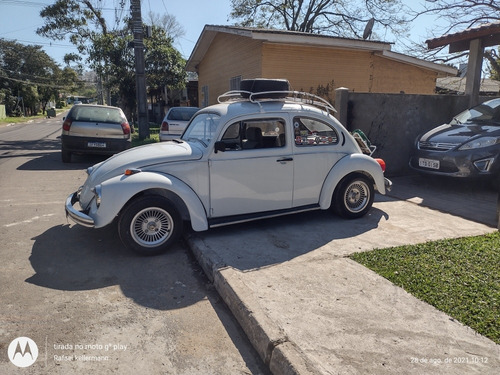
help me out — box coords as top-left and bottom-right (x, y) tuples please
(196, 33), (439, 106)
(371, 55), (437, 94)
(197, 33), (263, 106)
(261, 43), (373, 93)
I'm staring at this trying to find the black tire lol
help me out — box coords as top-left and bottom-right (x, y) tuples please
(239, 79), (290, 98)
(61, 147), (72, 163)
(332, 173), (374, 219)
(118, 195), (183, 256)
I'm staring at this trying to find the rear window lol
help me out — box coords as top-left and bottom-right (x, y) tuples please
(70, 106), (124, 124)
(167, 108), (198, 121)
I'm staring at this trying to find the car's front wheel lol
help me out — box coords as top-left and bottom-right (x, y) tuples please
(118, 195), (183, 256)
(332, 173), (374, 219)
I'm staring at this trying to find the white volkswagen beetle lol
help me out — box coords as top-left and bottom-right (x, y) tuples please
(66, 79), (391, 255)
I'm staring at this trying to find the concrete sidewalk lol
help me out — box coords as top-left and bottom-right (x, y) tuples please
(186, 177), (499, 374)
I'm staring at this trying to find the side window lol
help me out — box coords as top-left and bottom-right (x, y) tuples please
(293, 116), (339, 146)
(220, 118), (286, 150)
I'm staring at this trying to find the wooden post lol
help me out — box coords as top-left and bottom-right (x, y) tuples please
(465, 38), (484, 108)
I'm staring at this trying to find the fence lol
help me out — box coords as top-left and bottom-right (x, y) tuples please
(334, 88), (498, 176)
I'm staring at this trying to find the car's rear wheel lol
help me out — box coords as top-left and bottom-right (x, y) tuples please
(118, 195), (183, 256)
(61, 147), (72, 163)
(332, 173), (374, 219)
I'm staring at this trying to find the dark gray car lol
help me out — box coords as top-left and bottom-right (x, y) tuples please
(410, 98), (500, 183)
(61, 104), (131, 163)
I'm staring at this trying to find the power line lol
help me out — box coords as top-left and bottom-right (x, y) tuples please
(1, 37), (75, 48)
(0, 75), (79, 89)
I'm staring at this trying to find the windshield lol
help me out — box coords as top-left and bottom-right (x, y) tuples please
(453, 98), (500, 124)
(167, 107), (198, 121)
(181, 113), (221, 146)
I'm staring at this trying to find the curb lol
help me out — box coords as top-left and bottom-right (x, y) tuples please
(186, 233), (321, 375)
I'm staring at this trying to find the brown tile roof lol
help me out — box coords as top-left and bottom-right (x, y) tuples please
(426, 22), (500, 52)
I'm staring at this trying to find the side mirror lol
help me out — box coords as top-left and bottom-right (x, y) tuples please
(214, 141), (226, 153)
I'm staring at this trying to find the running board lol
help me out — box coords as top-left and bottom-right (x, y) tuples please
(208, 204), (320, 228)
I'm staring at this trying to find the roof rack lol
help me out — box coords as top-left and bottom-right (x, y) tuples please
(217, 90), (337, 114)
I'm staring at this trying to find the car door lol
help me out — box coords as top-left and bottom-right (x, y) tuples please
(291, 115), (345, 206)
(209, 116), (293, 218)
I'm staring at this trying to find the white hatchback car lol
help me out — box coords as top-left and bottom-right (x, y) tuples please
(159, 106), (199, 140)
(66, 79), (391, 255)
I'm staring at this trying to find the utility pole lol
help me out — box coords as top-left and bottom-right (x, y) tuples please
(130, 0), (149, 139)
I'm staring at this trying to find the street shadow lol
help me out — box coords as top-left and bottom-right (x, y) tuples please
(26, 223), (208, 311)
(0, 138), (60, 153)
(17, 150), (107, 171)
(26, 224), (271, 373)
(188, 203), (389, 271)
(0, 137), (109, 171)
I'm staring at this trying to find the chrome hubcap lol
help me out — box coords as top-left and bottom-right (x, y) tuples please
(131, 207), (173, 248)
(344, 181), (370, 213)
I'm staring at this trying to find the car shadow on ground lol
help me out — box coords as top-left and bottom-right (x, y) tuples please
(187, 204), (389, 271)
(26, 223), (210, 311)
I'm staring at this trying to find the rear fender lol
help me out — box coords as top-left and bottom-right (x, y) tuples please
(319, 154), (386, 209)
(90, 171), (208, 231)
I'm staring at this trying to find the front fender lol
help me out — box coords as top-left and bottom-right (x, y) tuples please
(319, 153), (386, 209)
(90, 171), (208, 231)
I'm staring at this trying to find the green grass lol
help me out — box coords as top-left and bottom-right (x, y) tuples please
(131, 127), (160, 147)
(0, 108), (68, 125)
(0, 114), (47, 124)
(350, 232), (500, 344)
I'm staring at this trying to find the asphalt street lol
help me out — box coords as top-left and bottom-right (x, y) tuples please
(0, 116), (268, 374)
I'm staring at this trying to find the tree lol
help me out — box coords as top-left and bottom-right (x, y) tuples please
(229, 0), (409, 40)
(38, 1), (188, 128)
(410, 0), (500, 77)
(0, 39), (79, 116)
(146, 11), (186, 40)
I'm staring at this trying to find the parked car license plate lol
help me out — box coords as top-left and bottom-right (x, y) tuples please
(88, 142), (106, 148)
(419, 158), (439, 169)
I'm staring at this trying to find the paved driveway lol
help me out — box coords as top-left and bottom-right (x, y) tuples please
(186, 174), (499, 375)
(387, 175), (497, 227)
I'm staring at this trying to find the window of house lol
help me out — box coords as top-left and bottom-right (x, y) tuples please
(220, 118), (286, 150)
(201, 85), (209, 107)
(230, 76), (242, 91)
(293, 116), (339, 146)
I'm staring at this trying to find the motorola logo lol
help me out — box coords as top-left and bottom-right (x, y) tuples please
(8, 337), (39, 367)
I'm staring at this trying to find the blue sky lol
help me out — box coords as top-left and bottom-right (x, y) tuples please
(0, 0), (441, 66)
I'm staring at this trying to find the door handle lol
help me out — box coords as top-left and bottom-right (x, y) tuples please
(276, 157), (293, 162)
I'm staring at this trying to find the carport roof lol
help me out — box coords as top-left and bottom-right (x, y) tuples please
(426, 22), (500, 53)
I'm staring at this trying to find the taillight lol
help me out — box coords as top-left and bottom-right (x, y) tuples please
(375, 158), (386, 172)
(62, 118), (72, 131)
(121, 121), (131, 135)
(161, 121), (169, 131)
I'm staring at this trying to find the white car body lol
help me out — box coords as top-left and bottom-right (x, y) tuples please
(66, 82), (391, 255)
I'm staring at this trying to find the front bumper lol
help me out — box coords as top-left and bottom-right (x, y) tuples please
(409, 147), (500, 178)
(65, 192), (95, 227)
